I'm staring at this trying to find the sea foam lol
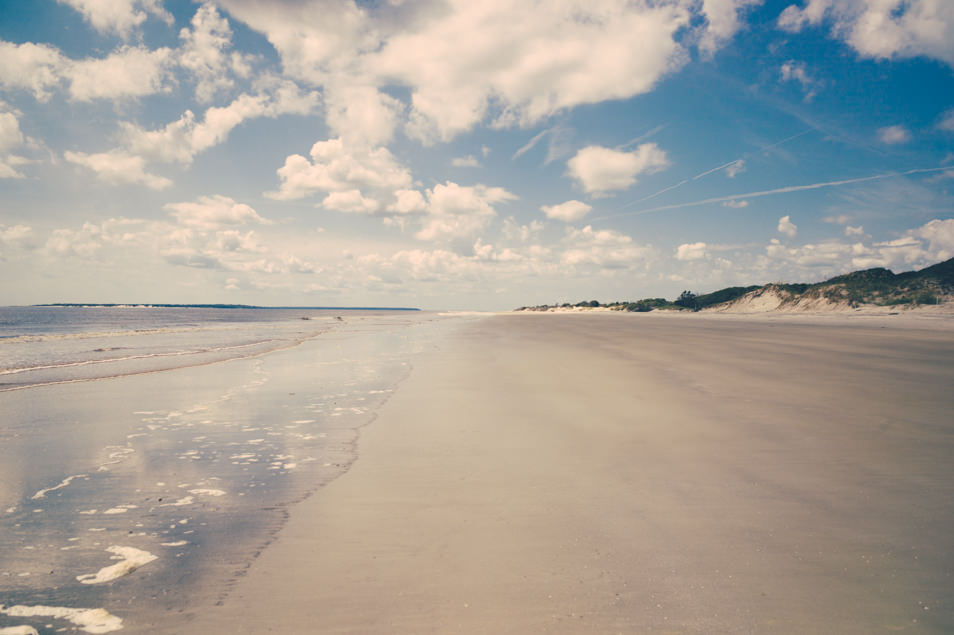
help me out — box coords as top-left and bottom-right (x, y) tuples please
(76, 546), (157, 584)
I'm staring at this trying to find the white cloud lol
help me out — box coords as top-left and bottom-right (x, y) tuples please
(416, 182), (517, 241)
(566, 143), (670, 195)
(451, 155), (481, 168)
(721, 199), (748, 208)
(675, 241), (707, 261)
(178, 3), (248, 103)
(64, 150), (172, 189)
(324, 84), (402, 147)
(383, 2), (691, 142)
(725, 159), (746, 178)
(540, 200), (592, 223)
(845, 225), (865, 237)
(780, 59), (820, 101)
(561, 225), (654, 269)
(268, 137), (412, 201)
(56, 0), (173, 38)
(697, 0), (763, 57)
(164, 195), (270, 229)
(878, 124), (911, 144)
(939, 109), (954, 132)
(321, 189), (382, 214)
(912, 218), (954, 262)
(121, 82), (319, 165)
(777, 215), (798, 238)
(778, 0), (954, 67)
(0, 224), (36, 252)
(822, 213), (852, 224)
(0, 40), (64, 101)
(387, 189), (428, 215)
(0, 107), (28, 178)
(67, 46), (175, 102)
(768, 239), (852, 267)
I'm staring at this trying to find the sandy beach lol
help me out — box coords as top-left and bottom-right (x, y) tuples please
(177, 313), (954, 634)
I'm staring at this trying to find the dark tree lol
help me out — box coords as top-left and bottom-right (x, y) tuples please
(675, 290), (698, 310)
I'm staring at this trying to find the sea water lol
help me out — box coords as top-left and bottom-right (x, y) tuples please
(0, 306), (468, 633)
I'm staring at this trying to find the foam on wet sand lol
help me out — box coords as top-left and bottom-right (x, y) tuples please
(75, 546), (157, 584)
(0, 605), (122, 634)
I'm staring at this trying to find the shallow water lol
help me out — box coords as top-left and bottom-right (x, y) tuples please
(0, 309), (467, 633)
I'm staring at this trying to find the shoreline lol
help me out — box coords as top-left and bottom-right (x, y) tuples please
(184, 312), (954, 633)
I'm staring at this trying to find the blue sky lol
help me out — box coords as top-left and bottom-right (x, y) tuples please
(1, 0), (953, 310)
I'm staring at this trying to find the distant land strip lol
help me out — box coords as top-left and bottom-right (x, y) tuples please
(517, 256), (954, 313)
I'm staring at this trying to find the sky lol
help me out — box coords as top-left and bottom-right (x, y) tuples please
(1, 0), (953, 310)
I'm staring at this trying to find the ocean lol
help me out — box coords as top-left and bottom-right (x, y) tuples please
(0, 306), (467, 633)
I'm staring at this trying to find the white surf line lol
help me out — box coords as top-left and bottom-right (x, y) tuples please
(75, 546), (157, 585)
(0, 605), (122, 634)
(31, 474), (87, 500)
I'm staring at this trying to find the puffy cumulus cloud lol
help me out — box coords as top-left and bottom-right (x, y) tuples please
(67, 46), (175, 102)
(912, 218), (954, 261)
(0, 107), (29, 178)
(45, 222), (106, 258)
(321, 189), (382, 214)
(765, 238), (851, 267)
(561, 225), (654, 269)
(121, 82), (318, 165)
(1, 4), (261, 106)
(215, 0), (371, 84)
(696, 0), (763, 57)
(878, 125), (911, 144)
(0, 40), (64, 101)
(268, 137), (412, 202)
(416, 182), (517, 241)
(540, 200), (592, 223)
(0, 224), (37, 255)
(164, 195), (270, 229)
(153, 1), (759, 145)
(566, 143), (670, 196)
(387, 189), (428, 215)
(675, 241), (708, 261)
(57, 0), (173, 37)
(501, 217), (544, 243)
(64, 150), (172, 189)
(777, 215), (798, 238)
(323, 84), (403, 146)
(759, 218), (954, 277)
(371, 1), (690, 142)
(178, 3), (253, 103)
(778, 0), (954, 67)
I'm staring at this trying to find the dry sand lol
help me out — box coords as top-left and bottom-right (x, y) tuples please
(185, 313), (954, 633)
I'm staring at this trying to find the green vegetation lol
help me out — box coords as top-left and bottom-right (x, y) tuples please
(515, 257), (954, 312)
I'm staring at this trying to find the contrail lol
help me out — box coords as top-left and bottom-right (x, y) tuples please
(595, 166), (952, 220)
(616, 129), (815, 209)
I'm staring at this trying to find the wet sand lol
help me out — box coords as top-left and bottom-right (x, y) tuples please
(187, 313), (954, 633)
